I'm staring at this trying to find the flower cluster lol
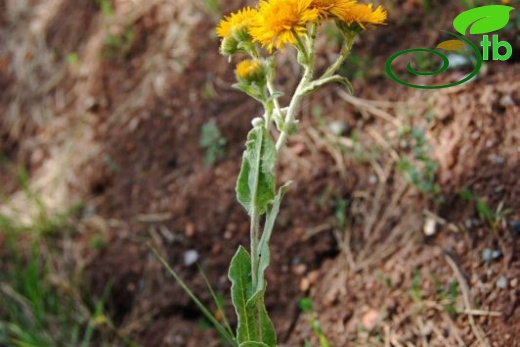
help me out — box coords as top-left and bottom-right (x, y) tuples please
(217, 0), (386, 54)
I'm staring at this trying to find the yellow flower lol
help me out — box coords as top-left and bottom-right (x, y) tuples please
(235, 60), (265, 83)
(250, 0), (319, 52)
(338, 3), (387, 29)
(310, 0), (356, 19)
(216, 7), (257, 39)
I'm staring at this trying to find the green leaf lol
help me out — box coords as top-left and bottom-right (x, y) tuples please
(229, 247), (277, 346)
(301, 75), (353, 95)
(255, 182), (291, 295)
(453, 5), (514, 35)
(245, 291), (277, 346)
(266, 91), (284, 102)
(239, 342), (270, 347)
(229, 247), (256, 342)
(236, 124), (276, 215)
(232, 83), (264, 103)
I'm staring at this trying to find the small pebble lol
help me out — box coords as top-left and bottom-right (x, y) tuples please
(368, 175), (377, 185)
(329, 121), (349, 136)
(183, 250), (199, 266)
(362, 309), (379, 330)
(482, 249), (492, 263)
(499, 94), (515, 107)
(293, 264), (307, 276)
(464, 219), (473, 229)
(510, 278), (518, 287)
(422, 320), (434, 337)
(423, 217), (437, 236)
(510, 221), (520, 235)
(490, 154), (505, 165)
(494, 185), (505, 193)
(496, 276), (508, 289)
(307, 270), (319, 285)
(300, 278), (310, 292)
(482, 248), (502, 263)
(184, 222), (195, 237)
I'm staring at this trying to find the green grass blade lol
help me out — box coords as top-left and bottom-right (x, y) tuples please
(151, 247), (237, 346)
(197, 265), (235, 340)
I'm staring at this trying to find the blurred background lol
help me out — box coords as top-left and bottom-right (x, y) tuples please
(0, 0), (519, 346)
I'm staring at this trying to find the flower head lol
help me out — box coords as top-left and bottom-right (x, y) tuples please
(310, 0), (356, 19)
(337, 4), (387, 29)
(235, 59), (266, 83)
(216, 7), (257, 39)
(250, 0), (319, 52)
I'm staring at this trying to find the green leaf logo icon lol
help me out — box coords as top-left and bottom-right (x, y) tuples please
(453, 5), (514, 35)
(437, 40), (465, 51)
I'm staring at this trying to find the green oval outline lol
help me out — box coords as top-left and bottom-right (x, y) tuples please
(385, 31), (483, 90)
(406, 49), (450, 76)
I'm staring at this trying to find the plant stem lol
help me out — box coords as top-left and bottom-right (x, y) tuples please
(275, 25), (318, 151)
(266, 79), (283, 129)
(320, 31), (356, 79)
(275, 63), (314, 151)
(250, 210), (260, 289)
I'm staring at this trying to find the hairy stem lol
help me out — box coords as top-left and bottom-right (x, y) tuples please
(275, 25), (318, 151)
(275, 60), (315, 151)
(320, 31), (356, 79)
(250, 210), (260, 289)
(266, 79), (283, 129)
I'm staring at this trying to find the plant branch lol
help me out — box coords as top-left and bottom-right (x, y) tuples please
(275, 29), (317, 151)
(320, 31), (356, 79)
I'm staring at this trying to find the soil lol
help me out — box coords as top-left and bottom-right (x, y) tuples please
(0, 0), (519, 346)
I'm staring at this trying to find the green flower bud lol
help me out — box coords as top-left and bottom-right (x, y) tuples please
(220, 36), (239, 56)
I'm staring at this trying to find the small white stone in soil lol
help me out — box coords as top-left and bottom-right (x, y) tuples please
(496, 276), (508, 289)
(184, 250), (199, 266)
(424, 217), (437, 236)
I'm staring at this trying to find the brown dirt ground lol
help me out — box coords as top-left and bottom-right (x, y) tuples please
(0, 0), (519, 346)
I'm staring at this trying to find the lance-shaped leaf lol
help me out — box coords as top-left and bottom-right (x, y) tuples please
(233, 83), (265, 104)
(437, 40), (465, 51)
(453, 5), (514, 35)
(254, 182), (292, 296)
(236, 123), (276, 215)
(301, 75), (353, 95)
(245, 290), (277, 346)
(229, 247), (277, 346)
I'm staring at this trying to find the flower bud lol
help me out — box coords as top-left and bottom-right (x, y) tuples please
(235, 60), (266, 85)
(220, 36), (239, 56)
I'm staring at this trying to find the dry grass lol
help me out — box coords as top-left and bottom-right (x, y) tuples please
(0, 0), (200, 225)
